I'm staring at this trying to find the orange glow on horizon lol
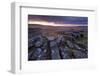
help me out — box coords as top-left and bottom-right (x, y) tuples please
(28, 20), (83, 26)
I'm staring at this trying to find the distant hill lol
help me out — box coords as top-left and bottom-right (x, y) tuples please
(28, 24), (87, 32)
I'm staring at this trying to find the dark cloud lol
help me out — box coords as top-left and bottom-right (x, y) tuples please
(28, 15), (88, 25)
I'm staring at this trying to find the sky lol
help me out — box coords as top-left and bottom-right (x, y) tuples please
(28, 15), (88, 26)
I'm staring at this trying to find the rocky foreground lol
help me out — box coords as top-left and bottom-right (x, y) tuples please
(28, 25), (88, 61)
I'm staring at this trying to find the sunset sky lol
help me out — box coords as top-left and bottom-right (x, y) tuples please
(28, 15), (88, 26)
